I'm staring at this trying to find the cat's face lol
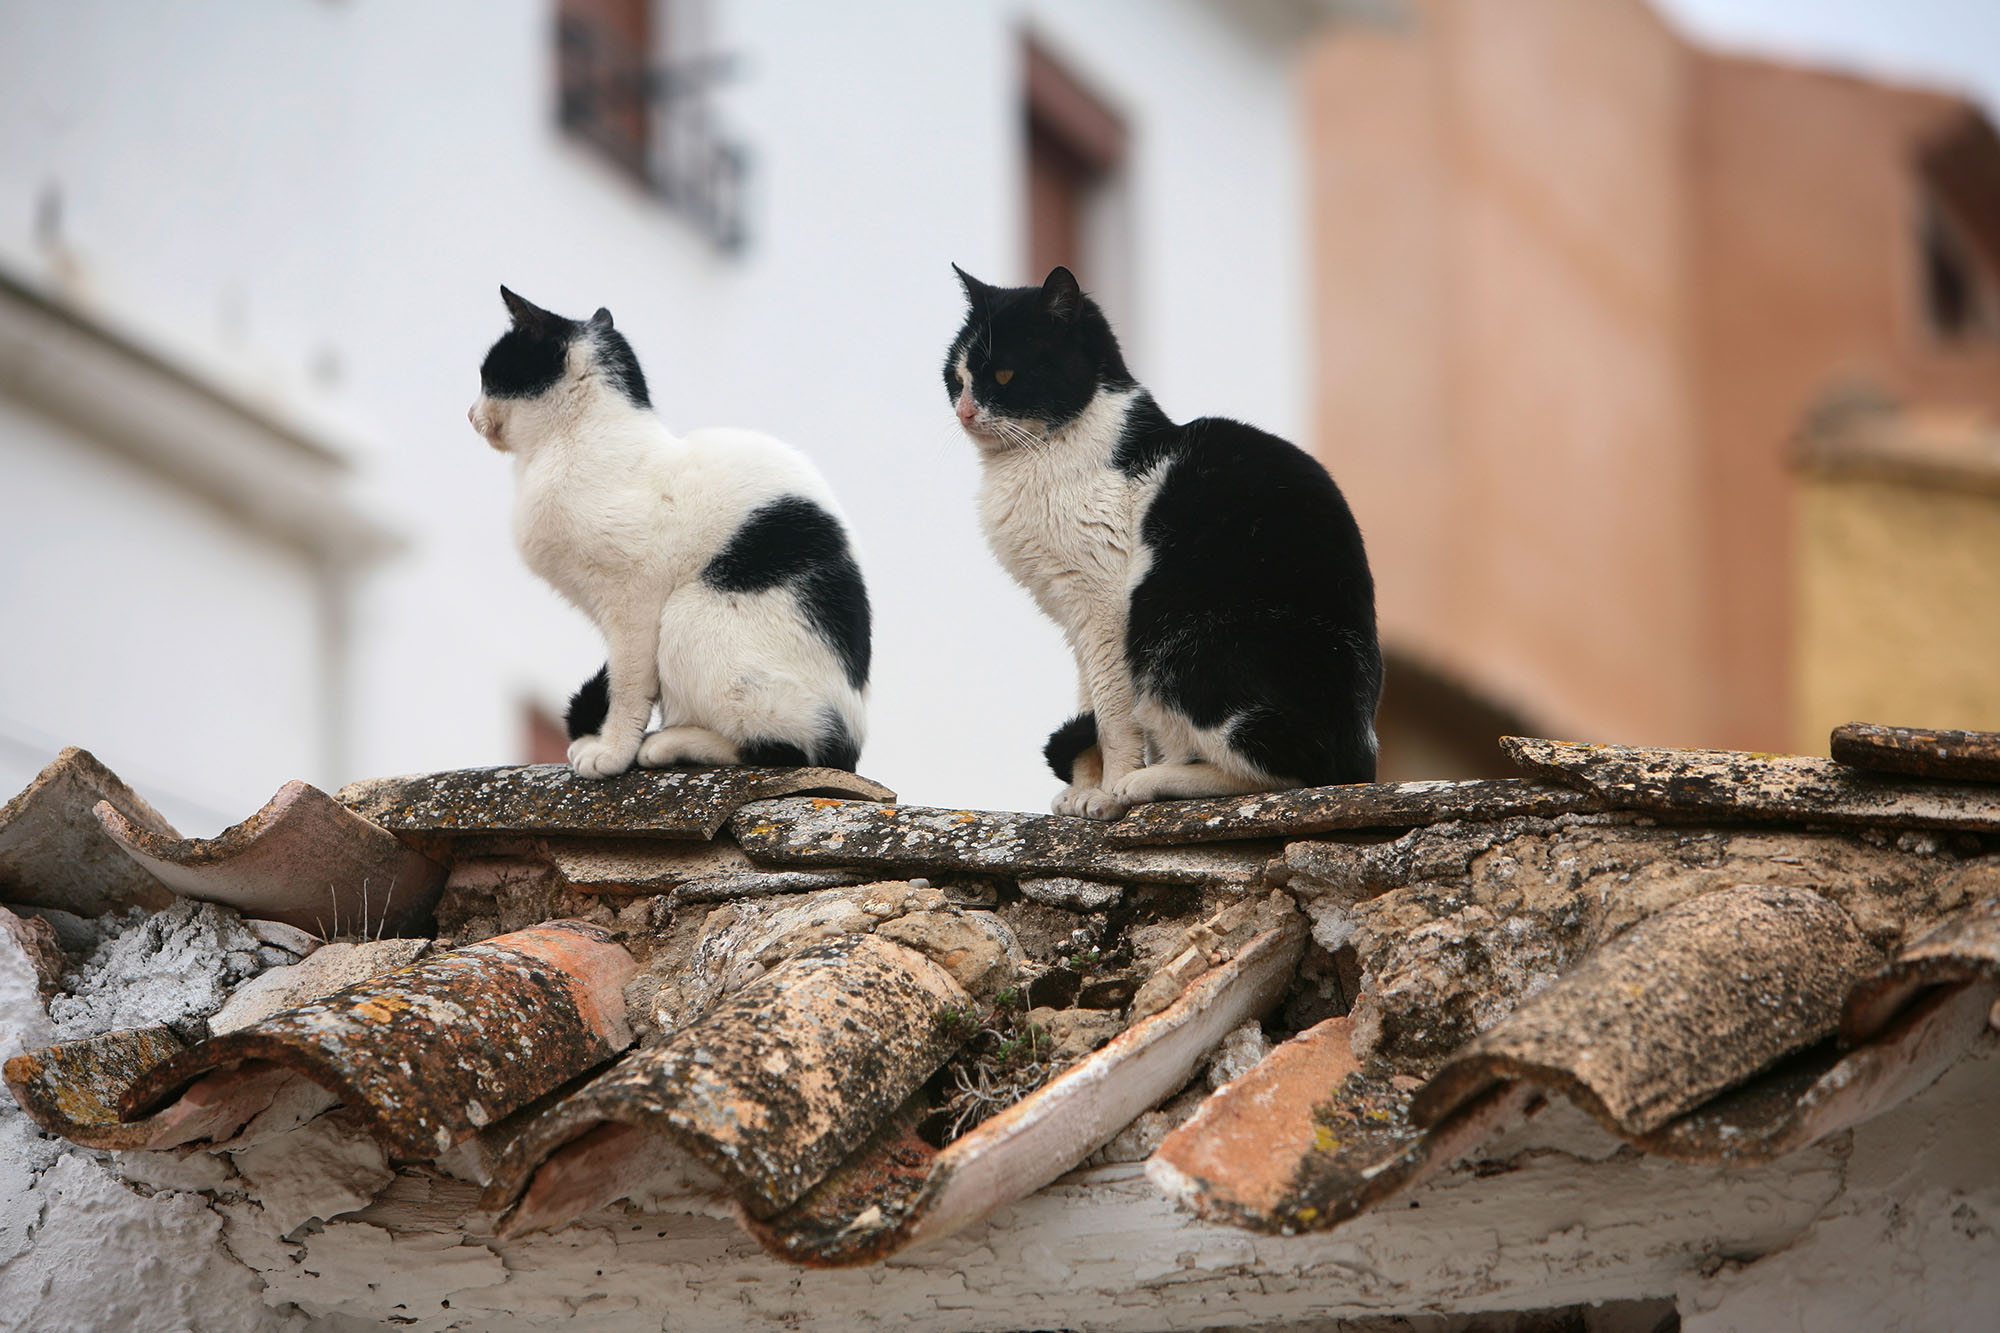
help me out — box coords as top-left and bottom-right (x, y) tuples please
(943, 266), (1127, 452)
(469, 287), (649, 452)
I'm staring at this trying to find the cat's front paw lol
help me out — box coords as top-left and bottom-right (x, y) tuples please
(567, 735), (639, 779)
(1053, 783), (1133, 821)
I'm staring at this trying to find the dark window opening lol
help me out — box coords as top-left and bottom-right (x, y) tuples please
(1922, 203), (1987, 340)
(557, 0), (749, 253)
(1024, 39), (1126, 283)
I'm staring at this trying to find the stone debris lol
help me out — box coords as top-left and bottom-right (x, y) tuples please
(1017, 875), (1124, 912)
(207, 938), (431, 1035)
(46, 899), (303, 1043)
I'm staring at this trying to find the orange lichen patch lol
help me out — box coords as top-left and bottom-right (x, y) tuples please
(4, 1025), (188, 1149)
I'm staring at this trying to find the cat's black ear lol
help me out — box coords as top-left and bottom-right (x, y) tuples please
(952, 263), (991, 308)
(589, 307), (614, 330)
(1038, 266), (1082, 324)
(500, 285), (553, 328)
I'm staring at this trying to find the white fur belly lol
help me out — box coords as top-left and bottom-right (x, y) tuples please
(655, 583), (862, 743)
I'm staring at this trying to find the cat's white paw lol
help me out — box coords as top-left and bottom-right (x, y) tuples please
(567, 735), (639, 779)
(1053, 783), (1133, 821)
(638, 726), (741, 768)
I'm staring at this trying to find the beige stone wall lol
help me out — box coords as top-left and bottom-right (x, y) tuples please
(1794, 475), (2000, 751)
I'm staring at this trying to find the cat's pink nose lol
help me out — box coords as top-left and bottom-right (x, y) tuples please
(955, 387), (977, 424)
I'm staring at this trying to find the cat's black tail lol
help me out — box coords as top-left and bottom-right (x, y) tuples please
(1044, 712), (1098, 783)
(565, 665), (610, 740)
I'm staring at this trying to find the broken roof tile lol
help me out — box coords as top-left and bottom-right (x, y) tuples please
(1831, 722), (2000, 784)
(22, 920), (638, 1159)
(746, 905), (1306, 1265)
(729, 798), (1277, 887)
(1634, 977), (1999, 1165)
(1503, 737), (2000, 833)
(1147, 1015), (1534, 1234)
(1409, 884), (1881, 1138)
(1843, 893), (2000, 1040)
(1106, 777), (1600, 846)
(337, 764), (894, 840)
(4, 1024), (189, 1150)
(0, 747), (176, 915)
(486, 931), (968, 1232)
(93, 781), (444, 937)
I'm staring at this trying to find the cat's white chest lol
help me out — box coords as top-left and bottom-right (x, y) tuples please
(978, 443), (1141, 638)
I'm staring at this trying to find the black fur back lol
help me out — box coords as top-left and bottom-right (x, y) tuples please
(1127, 410), (1381, 785)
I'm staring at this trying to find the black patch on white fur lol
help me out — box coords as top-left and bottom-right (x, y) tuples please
(701, 496), (872, 690)
(481, 289), (649, 409)
(1044, 712), (1098, 783)
(950, 269), (1383, 789)
(943, 265), (1136, 435)
(565, 665), (610, 740)
(741, 709), (860, 772)
(591, 325), (650, 408)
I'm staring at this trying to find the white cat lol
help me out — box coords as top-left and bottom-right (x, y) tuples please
(470, 287), (870, 776)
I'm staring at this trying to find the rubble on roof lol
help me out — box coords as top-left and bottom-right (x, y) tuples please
(3, 730), (1999, 1326)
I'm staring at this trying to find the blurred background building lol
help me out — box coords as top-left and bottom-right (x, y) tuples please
(0, 0), (1995, 821)
(1311, 0), (2000, 778)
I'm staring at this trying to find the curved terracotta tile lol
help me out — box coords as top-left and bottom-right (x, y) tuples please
(1409, 885), (1881, 1137)
(93, 781), (443, 936)
(744, 909), (1307, 1266)
(1844, 893), (2000, 1040)
(83, 920), (639, 1159)
(0, 746), (176, 914)
(1105, 777), (1598, 846)
(486, 932), (968, 1236)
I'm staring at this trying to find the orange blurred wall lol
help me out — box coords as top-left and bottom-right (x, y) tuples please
(1306, 0), (2000, 773)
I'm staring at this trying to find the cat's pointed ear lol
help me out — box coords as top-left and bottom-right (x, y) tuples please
(500, 285), (552, 328)
(952, 263), (990, 308)
(1038, 266), (1082, 324)
(589, 307), (614, 330)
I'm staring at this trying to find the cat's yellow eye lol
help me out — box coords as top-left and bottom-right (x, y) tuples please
(994, 369), (1014, 385)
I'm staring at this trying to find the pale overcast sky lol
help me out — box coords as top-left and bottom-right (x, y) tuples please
(1654, 0), (2000, 119)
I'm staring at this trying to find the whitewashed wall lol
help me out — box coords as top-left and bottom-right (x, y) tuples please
(0, 0), (1314, 822)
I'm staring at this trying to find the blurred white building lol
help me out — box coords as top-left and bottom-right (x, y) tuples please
(0, 0), (1328, 825)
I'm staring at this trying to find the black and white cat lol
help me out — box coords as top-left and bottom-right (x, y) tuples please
(944, 265), (1381, 819)
(472, 287), (870, 775)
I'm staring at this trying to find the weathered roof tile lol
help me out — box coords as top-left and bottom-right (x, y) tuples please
(487, 931), (968, 1232)
(1409, 884), (1881, 1137)
(337, 764), (894, 840)
(0, 747), (176, 915)
(93, 780), (444, 936)
(1106, 777), (1600, 846)
(1504, 737), (2000, 832)
(729, 798), (1277, 887)
(1831, 722), (2000, 783)
(8, 920), (636, 1159)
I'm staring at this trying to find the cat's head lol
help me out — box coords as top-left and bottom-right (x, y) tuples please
(943, 265), (1132, 452)
(468, 287), (650, 452)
